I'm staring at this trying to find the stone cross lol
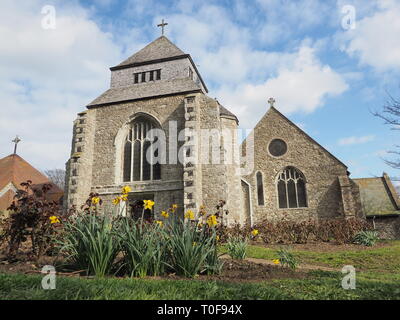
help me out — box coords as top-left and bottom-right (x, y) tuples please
(12, 135), (21, 154)
(268, 97), (276, 108)
(157, 19), (168, 36)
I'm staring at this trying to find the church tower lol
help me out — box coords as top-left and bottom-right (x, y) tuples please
(64, 35), (244, 224)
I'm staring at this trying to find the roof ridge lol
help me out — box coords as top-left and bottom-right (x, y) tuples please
(268, 107), (348, 169)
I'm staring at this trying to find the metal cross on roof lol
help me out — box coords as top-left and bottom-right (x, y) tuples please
(12, 135), (21, 154)
(268, 97), (276, 108)
(157, 19), (168, 36)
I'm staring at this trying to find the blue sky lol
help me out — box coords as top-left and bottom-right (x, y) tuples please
(0, 0), (399, 183)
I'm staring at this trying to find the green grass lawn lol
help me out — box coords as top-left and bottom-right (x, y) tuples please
(244, 241), (400, 273)
(1, 241), (399, 300)
(1, 271), (399, 300)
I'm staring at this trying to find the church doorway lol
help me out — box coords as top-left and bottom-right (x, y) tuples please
(128, 194), (154, 221)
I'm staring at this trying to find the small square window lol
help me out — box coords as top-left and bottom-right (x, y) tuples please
(186, 97), (195, 104)
(156, 69), (161, 80)
(149, 71), (154, 81)
(134, 73), (139, 83)
(141, 72), (146, 82)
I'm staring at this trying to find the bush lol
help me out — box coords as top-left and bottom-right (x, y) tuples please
(59, 214), (120, 277)
(117, 217), (167, 277)
(166, 219), (221, 277)
(353, 230), (379, 247)
(276, 249), (298, 270)
(249, 217), (373, 245)
(226, 236), (248, 260)
(1, 180), (63, 260)
(57, 210), (223, 278)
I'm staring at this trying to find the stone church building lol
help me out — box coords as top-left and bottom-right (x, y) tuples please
(64, 35), (363, 225)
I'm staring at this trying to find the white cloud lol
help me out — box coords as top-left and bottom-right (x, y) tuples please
(339, 0), (400, 71)
(0, 0), (122, 170)
(215, 45), (348, 129)
(374, 150), (389, 157)
(338, 135), (375, 146)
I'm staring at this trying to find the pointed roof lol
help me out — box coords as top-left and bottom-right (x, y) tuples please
(0, 154), (63, 211)
(112, 36), (187, 69)
(0, 154), (51, 191)
(213, 99), (238, 123)
(242, 106), (348, 169)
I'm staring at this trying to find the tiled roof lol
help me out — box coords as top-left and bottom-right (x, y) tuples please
(0, 154), (50, 191)
(113, 36), (186, 69)
(0, 154), (63, 211)
(353, 174), (400, 216)
(201, 97), (238, 123)
(87, 78), (202, 107)
(219, 104), (238, 122)
(0, 189), (14, 213)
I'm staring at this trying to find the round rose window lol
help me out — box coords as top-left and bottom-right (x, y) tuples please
(268, 139), (287, 157)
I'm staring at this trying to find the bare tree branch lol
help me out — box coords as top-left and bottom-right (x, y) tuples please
(43, 169), (65, 190)
(373, 91), (400, 171)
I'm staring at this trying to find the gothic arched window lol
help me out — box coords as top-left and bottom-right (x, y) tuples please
(276, 167), (307, 208)
(256, 171), (265, 206)
(123, 116), (161, 182)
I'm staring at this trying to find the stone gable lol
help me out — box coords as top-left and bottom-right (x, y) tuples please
(241, 106), (361, 223)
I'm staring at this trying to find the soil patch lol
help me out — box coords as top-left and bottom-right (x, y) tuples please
(0, 252), (307, 283)
(197, 258), (307, 283)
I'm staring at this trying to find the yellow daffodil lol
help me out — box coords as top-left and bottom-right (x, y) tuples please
(121, 194), (128, 201)
(122, 186), (132, 194)
(272, 259), (280, 265)
(251, 229), (259, 236)
(216, 235), (220, 241)
(49, 216), (60, 224)
(112, 197), (121, 205)
(91, 197), (100, 205)
(184, 210), (195, 220)
(171, 204), (178, 212)
(161, 211), (169, 218)
(143, 200), (155, 210)
(207, 215), (218, 227)
(155, 220), (163, 227)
